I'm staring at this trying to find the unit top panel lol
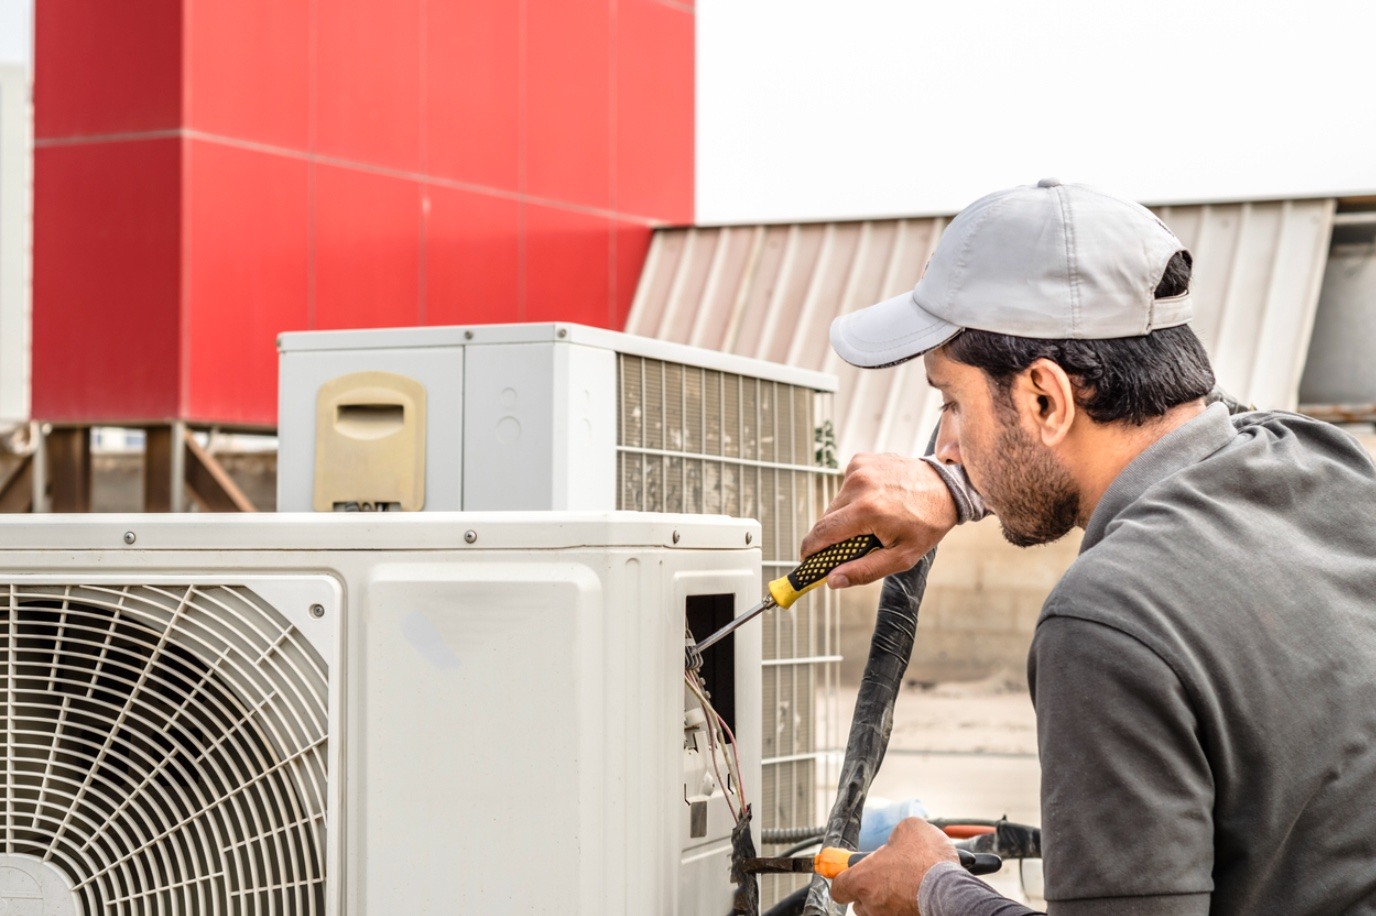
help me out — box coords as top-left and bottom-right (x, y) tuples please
(0, 512), (761, 553)
(277, 323), (837, 392)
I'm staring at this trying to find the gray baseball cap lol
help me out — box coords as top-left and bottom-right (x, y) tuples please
(829, 179), (1193, 368)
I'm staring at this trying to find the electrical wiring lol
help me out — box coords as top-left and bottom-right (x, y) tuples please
(712, 704), (749, 811)
(684, 669), (748, 819)
(686, 669), (745, 815)
(684, 670), (737, 820)
(682, 622), (747, 816)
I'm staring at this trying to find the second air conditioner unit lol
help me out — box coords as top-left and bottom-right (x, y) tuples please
(277, 323), (843, 901)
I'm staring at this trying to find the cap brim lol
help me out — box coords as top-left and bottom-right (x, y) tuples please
(830, 289), (963, 368)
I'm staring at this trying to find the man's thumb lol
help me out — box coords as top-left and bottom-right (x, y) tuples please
(828, 552), (899, 588)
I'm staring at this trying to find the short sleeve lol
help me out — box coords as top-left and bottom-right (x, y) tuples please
(1030, 615), (1214, 914)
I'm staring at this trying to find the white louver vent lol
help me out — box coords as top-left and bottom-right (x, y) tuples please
(0, 584), (329, 914)
(617, 354), (838, 904)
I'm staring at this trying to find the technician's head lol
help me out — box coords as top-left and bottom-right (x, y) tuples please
(829, 179), (1215, 545)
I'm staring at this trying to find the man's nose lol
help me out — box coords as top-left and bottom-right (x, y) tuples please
(935, 413), (961, 465)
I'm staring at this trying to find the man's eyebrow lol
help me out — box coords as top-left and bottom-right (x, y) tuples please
(925, 374), (944, 389)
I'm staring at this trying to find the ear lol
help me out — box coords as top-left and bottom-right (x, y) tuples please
(1012, 358), (1076, 447)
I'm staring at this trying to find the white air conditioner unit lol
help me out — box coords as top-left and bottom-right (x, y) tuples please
(276, 322), (837, 514)
(277, 323), (841, 905)
(0, 512), (760, 914)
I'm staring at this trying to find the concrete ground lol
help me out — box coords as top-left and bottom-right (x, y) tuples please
(826, 672), (1046, 907)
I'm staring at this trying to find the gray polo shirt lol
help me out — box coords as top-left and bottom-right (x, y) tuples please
(920, 405), (1376, 915)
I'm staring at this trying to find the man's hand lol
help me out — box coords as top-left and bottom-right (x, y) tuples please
(800, 453), (958, 588)
(829, 818), (960, 916)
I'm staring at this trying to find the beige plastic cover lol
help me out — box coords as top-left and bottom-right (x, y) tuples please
(312, 370), (426, 511)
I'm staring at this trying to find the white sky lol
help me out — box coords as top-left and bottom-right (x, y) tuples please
(0, 0), (30, 67)
(698, 0), (1376, 223)
(5, 0), (1373, 219)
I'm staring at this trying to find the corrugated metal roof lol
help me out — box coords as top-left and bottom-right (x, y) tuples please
(1155, 200), (1336, 412)
(628, 199), (1336, 456)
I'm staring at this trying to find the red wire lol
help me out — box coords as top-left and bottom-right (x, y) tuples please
(710, 705), (749, 811)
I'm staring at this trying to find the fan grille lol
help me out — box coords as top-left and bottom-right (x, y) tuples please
(0, 584), (330, 914)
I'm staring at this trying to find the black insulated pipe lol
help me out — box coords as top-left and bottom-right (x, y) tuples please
(801, 551), (935, 916)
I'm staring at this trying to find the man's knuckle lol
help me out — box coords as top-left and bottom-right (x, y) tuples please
(845, 467), (872, 489)
(846, 493), (874, 513)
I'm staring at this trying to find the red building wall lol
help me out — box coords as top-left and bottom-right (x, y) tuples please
(32, 0), (694, 427)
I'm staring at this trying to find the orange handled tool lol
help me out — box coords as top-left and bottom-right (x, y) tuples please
(815, 847), (868, 879)
(742, 847), (869, 878)
(744, 846), (1001, 878)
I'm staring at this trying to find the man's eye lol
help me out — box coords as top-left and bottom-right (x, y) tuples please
(939, 401), (956, 414)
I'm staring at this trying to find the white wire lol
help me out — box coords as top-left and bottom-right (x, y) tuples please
(684, 670), (748, 818)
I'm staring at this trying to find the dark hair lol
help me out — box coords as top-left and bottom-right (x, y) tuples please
(943, 252), (1215, 425)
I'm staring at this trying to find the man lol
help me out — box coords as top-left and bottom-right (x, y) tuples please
(801, 179), (1376, 915)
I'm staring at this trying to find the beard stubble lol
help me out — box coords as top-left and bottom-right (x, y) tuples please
(984, 420), (1081, 548)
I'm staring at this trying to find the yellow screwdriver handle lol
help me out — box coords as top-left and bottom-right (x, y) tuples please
(813, 847), (868, 879)
(767, 534), (883, 609)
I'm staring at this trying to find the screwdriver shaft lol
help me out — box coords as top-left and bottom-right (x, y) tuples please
(690, 534), (882, 661)
(693, 597), (774, 654)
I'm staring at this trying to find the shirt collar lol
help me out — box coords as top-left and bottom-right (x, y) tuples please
(1080, 403), (1236, 553)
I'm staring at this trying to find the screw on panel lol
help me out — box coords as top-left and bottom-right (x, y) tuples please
(745, 532), (753, 545)
(672, 530), (681, 544)
(556, 328), (568, 338)
(464, 330), (474, 340)
(464, 530), (478, 544)
(309, 603), (325, 618)
(123, 531), (136, 545)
